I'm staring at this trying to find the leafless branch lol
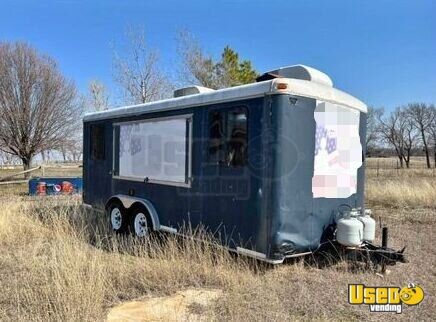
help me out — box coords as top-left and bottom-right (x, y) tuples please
(112, 27), (172, 105)
(366, 106), (383, 155)
(86, 79), (109, 112)
(0, 42), (81, 175)
(405, 103), (435, 168)
(176, 30), (222, 89)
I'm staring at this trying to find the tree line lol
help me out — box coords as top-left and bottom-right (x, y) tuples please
(88, 28), (258, 110)
(1, 27), (435, 173)
(366, 103), (436, 168)
(0, 28), (258, 173)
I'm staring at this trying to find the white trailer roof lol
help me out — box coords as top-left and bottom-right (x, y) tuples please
(83, 78), (367, 122)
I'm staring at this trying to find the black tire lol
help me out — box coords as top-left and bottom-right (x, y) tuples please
(129, 206), (152, 238)
(107, 201), (129, 234)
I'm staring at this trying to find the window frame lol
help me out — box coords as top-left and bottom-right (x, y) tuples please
(89, 123), (106, 161)
(112, 114), (193, 188)
(207, 106), (249, 168)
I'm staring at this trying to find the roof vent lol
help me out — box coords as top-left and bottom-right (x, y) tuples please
(256, 64), (333, 87)
(174, 86), (215, 98)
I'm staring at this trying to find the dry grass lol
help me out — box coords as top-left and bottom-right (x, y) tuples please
(0, 157), (435, 320)
(364, 157), (436, 208)
(0, 196), (434, 321)
(0, 197), (249, 321)
(0, 164), (82, 179)
(0, 182), (27, 196)
(366, 177), (436, 208)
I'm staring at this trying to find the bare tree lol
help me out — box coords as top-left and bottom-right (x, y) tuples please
(177, 30), (222, 89)
(406, 103), (435, 168)
(113, 27), (171, 105)
(58, 138), (82, 162)
(176, 31), (258, 90)
(40, 150), (50, 164)
(0, 151), (19, 166)
(67, 138), (83, 162)
(0, 42), (81, 176)
(365, 106), (383, 156)
(378, 107), (420, 168)
(401, 108), (419, 168)
(378, 108), (407, 167)
(427, 104), (436, 167)
(87, 79), (109, 112)
(59, 145), (68, 162)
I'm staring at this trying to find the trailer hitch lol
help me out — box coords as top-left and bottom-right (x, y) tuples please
(343, 226), (406, 273)
(350, 226), (406, 265)
(317, 225), (407, 272)
(359, 242), (407, 265)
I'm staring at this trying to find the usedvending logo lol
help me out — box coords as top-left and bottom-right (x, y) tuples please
(348, 283), (424, 313)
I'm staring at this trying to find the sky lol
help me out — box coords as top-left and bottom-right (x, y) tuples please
(0, 0), (435, 110)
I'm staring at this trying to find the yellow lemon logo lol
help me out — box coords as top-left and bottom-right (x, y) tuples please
(399, 284), (424, 306)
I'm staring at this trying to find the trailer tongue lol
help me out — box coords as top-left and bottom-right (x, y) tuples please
(354, 239), (407, 266)
(317, 220), (406, 271)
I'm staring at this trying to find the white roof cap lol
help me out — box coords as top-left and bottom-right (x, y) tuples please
(84, 65), (367, 122)
(261, 64), (333, 87)
(174, 86), (215, 98)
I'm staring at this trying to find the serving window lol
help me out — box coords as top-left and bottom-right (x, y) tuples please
(113, 115), (192, 186)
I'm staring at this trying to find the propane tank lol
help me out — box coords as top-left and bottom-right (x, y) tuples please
(358, 209), (376, 242)
(336, 209), (363, 247)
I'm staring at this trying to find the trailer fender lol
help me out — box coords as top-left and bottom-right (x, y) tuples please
(105, 195), (160, 230)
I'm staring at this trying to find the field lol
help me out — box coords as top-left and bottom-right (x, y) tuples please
(0, 159), (434, 321)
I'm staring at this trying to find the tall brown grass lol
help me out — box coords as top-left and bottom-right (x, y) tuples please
(0, 197), (251, 320)
(0, 193), (434, 321)
(365, 177), (436, 208)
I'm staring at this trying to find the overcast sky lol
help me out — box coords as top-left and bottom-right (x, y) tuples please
(1, 0), (435, 110)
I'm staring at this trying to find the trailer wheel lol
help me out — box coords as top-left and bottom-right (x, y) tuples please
(108, 201), (129, 233)
(129, 206), (151, 238)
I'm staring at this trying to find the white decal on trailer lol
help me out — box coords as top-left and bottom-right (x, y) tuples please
(312, 101), (362, 198)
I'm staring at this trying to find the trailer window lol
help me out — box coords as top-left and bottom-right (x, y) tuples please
(208, 107), (247, 167)
(208, 111), (226, 164)
(90, 124), (105, 161)
(227, 108), (247, 166)
(115, 115), (192, 185)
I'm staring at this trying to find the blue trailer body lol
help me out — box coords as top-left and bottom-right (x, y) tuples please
(82, 66), (368, 263)
(267, 94), (366, 258)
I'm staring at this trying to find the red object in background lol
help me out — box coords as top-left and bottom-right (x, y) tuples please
(36, 182), (47, 196)
(62, 181), (74, 194)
